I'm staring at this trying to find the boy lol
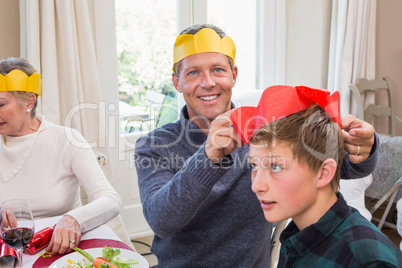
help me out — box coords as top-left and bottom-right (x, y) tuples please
(230, 85), (402, 267)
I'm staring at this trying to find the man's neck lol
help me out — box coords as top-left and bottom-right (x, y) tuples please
(184, 107), (213, 136)
(191, 118), (212, 136)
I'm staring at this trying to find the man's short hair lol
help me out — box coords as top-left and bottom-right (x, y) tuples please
(173, 24), (234, 76)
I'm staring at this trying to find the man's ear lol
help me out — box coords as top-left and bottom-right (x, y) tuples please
(316, 158), (337, 189)
(231, 65), (238, 87)
(172, 73), (182, 93)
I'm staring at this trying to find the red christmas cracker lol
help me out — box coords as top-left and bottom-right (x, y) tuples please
(0, 239), (18, 266)
(24, 226), (54, 255)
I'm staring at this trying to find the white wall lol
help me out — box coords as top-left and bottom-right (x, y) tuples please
(285, 0), (332, 88)
(376, 0), (402, 136)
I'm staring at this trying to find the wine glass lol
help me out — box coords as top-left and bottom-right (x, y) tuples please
(0, 199), (35, 268)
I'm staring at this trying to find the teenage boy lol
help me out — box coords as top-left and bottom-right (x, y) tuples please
(231, 85), (402, 267)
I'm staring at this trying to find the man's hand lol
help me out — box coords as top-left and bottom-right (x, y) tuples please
(342, 114), (375, 164)
(46, 215), (81, 255)
(205, 110), (244, 164)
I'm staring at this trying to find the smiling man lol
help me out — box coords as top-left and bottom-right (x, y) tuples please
(171, 27), (237, 132)
(134, 24), (379, 267)
(173, 52), (235, 130)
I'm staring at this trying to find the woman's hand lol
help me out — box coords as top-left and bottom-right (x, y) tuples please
(342, 114), (375, 164)
(0, 209), (18, 229)
(46, 215), (81, 255)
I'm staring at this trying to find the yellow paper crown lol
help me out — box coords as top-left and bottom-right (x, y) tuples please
(172, 27), (236, 71)
(0, 69), (42, 96)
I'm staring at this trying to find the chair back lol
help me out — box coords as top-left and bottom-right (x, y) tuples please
(231, 89), (263, 107)
(144, 90), (166, 112)
(144, 90), (166, 128)
(349, 77), (396, 136)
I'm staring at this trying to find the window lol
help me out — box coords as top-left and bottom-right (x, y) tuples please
(116, 0), (263, 133)
(207, 0), (258, 93)
(116, 0), (177, 133)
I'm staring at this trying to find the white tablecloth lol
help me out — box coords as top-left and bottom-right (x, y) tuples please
(24, 216), (121, 267)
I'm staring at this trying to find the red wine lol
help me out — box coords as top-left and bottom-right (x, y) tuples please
(1, 228), (34, 249)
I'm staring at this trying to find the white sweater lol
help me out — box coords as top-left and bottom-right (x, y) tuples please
(0, 116), (121, 232)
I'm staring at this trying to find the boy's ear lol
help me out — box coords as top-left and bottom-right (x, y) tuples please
(316, 158), (337, 189)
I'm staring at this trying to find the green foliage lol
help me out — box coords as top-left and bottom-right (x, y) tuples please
(116, 0), (178, 127)
(157, 86), (179, 127)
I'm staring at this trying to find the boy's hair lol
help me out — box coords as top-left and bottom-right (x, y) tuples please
(249, 103), (344, 192)
(173, 24), (234, 77)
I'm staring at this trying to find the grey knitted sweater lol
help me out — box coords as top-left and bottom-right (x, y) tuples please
(134, 106), (378, 268)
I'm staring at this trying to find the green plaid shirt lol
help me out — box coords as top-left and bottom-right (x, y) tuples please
(278, 194), (402, 267)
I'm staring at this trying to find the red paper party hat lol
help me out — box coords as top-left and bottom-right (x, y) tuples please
(230, 85), (341, 144)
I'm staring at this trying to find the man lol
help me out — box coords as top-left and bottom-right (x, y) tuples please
(134, 24), (378, 267)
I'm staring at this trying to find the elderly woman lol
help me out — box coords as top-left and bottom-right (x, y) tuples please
(0, 57), (121, 255)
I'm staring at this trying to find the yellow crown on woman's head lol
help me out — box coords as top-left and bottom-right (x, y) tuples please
(0, 69), (42, 96)
(172, 27), (236, 71)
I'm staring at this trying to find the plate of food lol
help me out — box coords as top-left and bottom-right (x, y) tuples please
(48, 246), (149, 268)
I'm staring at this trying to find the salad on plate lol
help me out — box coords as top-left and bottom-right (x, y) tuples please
(63, 246), (139, 268)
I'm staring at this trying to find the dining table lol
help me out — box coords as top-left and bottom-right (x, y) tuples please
(16, 215), (150, 267)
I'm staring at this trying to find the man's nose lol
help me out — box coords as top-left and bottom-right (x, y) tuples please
(201, 72), (216, 88)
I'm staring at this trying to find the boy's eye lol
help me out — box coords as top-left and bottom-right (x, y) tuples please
(270, 163), (282, 173)
(249, 163), (258, 170)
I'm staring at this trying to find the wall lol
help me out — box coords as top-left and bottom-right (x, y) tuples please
(376, 0), (402, 136)
(286, 0), (332, 89)
(0, 0), (20, 59)
(286, 0), (402, 137)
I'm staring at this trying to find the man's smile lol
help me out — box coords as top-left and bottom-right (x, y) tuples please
(199, 94), (219, 101)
